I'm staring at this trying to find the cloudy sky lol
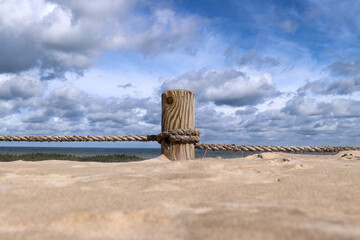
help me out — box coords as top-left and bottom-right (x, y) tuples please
(1, 0), (360, 148)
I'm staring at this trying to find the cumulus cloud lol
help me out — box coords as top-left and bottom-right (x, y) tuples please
(21, 85), (160, 135)
(0, 74), (44, 119)
(328, 60), (360, 76)
(297, 59), (360, 95)
(189, 88), (360, 145)
(301, 77), (360, 95)
(239, 109), (341, 144)
(161, 69), (278, 107)
(282, 95), (331, 116)
(0, 102), (13, 118)
(235, 106), (258, 116)
(193, 97), (360, 146)
(0, 75), (44, 100)
(48, 0), (134, 19)
(324, 77), (360, 95)
(283, 95), (360, 118)
(228, 94), (360, 145)
(0, 0), (203, 79)
(2, 80), (360, 146)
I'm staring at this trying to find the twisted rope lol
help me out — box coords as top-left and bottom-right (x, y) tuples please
(0, 135), (152, 142)
(0, 129), (200, 144)
(0, 129), (358, 153)
(194, 143), (360, 153)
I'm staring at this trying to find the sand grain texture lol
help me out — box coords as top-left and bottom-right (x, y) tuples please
(1, 152), (360, 240)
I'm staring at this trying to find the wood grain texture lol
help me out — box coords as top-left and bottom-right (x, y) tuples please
(161, 89), (195, 160)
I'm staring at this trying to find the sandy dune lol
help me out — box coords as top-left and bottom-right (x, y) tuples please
(1, 151), (360, 240)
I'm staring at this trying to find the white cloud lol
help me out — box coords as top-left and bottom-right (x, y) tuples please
(283, 95), (360, 117)
(161, 69), (278, 107)
(0, 101), (13, 118)
(0, 74), (44, 100)
(48, 0), (134, 19)
(301, 77), (360, 95)
(0, 0), (204, 79)
(19, 84), (160, 135)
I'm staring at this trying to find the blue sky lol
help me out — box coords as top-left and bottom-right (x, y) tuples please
(0, 0), (360, 148)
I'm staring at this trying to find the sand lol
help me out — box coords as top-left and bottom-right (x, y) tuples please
(1, 151), (360, 240)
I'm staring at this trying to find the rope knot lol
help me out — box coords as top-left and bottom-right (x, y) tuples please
(155, 129), (200, 144)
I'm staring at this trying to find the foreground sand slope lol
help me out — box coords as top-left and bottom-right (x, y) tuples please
(1, 152), (360, 240)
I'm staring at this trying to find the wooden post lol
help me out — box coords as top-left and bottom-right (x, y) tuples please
(161, 89), (195, 160)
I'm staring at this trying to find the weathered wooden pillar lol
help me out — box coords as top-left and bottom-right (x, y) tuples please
(161, 89), (195, 160)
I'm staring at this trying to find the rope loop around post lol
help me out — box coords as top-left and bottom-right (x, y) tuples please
(155, 129), (200, 144)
